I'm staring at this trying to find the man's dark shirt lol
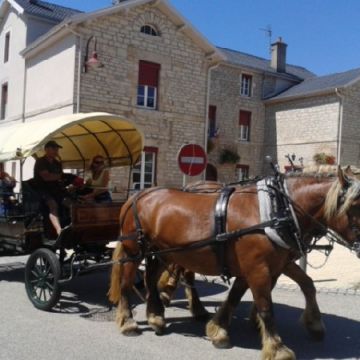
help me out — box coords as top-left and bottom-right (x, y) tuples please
(34, 156), (63, 197)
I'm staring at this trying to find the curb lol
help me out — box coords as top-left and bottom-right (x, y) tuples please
(276, 282), (360, 296)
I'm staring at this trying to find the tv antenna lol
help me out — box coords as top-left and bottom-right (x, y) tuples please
(260, 24), (272, 56)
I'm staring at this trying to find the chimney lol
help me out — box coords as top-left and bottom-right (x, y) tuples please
(271, 37), (287, 73)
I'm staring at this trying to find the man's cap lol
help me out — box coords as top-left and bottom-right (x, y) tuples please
(44, 140), (62, 149)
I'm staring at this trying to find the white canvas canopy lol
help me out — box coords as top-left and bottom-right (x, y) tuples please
(0, 112), (144, 169)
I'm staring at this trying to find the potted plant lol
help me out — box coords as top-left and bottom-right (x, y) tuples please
(313, 152), (336, 165)
(219, 147), (240, 164)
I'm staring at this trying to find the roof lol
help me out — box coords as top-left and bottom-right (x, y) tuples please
(267, 67), (360, 102)
(21, 0), (225, 62)
(13, 0), (82, 23)
(218, 47), (315, 81)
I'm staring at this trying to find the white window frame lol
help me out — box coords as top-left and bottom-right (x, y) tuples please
(239, 124), (249, 141)
(132, 150), (156, 190)
(237, 165), (249, 181)
(240, 74), (252, 97)
(137, 85), (157, 109)
(140, 24), (159, 36)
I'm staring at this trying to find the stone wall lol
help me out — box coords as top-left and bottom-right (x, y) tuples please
(264, 95), (340, 172)
(341, 82), (360, 166)
(75, 4), (209, 189)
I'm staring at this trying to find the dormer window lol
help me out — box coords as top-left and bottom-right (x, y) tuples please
(140, 25), (159, 36)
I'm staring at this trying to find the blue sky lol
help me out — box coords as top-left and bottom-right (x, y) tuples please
(52, 0), (360, 76)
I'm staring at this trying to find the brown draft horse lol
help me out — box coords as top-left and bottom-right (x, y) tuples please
(109, 167), (360, 360)
(156, 171), (360, 341)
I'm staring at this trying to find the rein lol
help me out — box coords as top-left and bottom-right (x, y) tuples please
(271, 181), (360, 257)
(119, 218), (282, 264)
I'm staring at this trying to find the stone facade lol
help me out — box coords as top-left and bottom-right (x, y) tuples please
(264, 95), (340, 172)
(340, 82), (360, 166)
(73, 4), (210, 189)
(207, 64), (266, 182)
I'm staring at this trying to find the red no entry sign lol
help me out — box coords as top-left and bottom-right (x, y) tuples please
(177, 144), (207, 176)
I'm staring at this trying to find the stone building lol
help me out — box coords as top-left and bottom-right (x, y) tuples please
(1, 0), (360, 189)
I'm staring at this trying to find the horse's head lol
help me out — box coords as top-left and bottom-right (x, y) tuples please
(324, 166), (360, 256)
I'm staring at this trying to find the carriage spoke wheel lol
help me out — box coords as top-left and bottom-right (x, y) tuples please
(25, 248), (61, 311)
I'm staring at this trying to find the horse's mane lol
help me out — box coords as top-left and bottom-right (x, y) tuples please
(324, 176), (360, 220)
(285, 164), (360, 220)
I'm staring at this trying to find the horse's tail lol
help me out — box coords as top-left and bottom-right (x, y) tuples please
(108, 242), (124, 304)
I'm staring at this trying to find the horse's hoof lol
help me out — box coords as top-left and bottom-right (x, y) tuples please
(300, 313), (325, 341)
(121, 319), (141, 336)
(148, 314), (166, 335)
(206, 320), (230, 348)
(273, 346), (296, 360)
(307, 327), (325, 341)
(122, 328), (142, 337)
(212, 337), (232, 349)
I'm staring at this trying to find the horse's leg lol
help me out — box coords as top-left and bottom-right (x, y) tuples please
(249, 276), (278, 329)
(206, 277), (248, 348)
(145, 256), (166, 335)
(283, 262), (325, 340)
(158, 263), (182, 307)
(182, 269), (209, 320)
(249, 271), (295, 360)
(158, 266), (208, 319)
(108, 243), (141, 335)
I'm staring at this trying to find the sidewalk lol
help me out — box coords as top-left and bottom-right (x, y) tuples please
(277, 244), (360, 291)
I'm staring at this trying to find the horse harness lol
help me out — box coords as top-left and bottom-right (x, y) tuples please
(118, 178), (305, 279)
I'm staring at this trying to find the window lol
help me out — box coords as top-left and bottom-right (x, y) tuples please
(1, 83), (8, 120)
(240, 74), (252, 97)
(137, 60), (160, 109)
(237, 164), (249, 181)
(4, 32), (10, 63)
(132, 147), (157, 190)
(140, 25), (159, 36)
(208, 105), (217, 138)
(239, 110), (251, 141)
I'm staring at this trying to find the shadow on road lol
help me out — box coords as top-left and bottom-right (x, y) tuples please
(1, 259), (359, 359)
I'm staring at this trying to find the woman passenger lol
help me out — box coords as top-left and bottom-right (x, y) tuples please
(80, 156), (112, 203)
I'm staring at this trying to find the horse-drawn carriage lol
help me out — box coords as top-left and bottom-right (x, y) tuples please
(0, 112), (143, 311)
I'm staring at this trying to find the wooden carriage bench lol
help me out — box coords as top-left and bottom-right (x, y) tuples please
(70, 201), (124, 247)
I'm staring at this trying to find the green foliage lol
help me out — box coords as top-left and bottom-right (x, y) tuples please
(313, 152), (336, 165)
(219, 148), (240, 164)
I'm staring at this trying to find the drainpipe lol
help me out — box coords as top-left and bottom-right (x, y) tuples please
(21, 58), (27, 122)
(203, 61), (220, 179)
(335, 87), (344, 165)
(65, 24), (83, 113)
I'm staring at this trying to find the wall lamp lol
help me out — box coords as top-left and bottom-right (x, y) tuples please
(83, 36), (104, 73)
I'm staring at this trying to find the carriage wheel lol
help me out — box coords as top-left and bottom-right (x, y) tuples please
(25, 248), (61, 311)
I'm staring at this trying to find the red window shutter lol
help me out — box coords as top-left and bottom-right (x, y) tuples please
(239, 110), (251, 126)
(138, 60), (160, 87)
(209, 105), (216, 121)
(236, 164), (249, 170)
(144, 146), (158, 154)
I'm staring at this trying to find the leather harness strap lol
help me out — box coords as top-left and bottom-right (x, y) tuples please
(214, 186), (235, 279)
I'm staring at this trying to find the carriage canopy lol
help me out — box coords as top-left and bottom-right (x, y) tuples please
(0, 112), (144, 169)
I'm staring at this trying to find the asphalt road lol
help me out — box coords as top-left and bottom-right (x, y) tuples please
(0, 254), (359, 360)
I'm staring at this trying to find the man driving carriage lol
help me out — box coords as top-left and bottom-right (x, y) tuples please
(34, 140), (66, 236)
